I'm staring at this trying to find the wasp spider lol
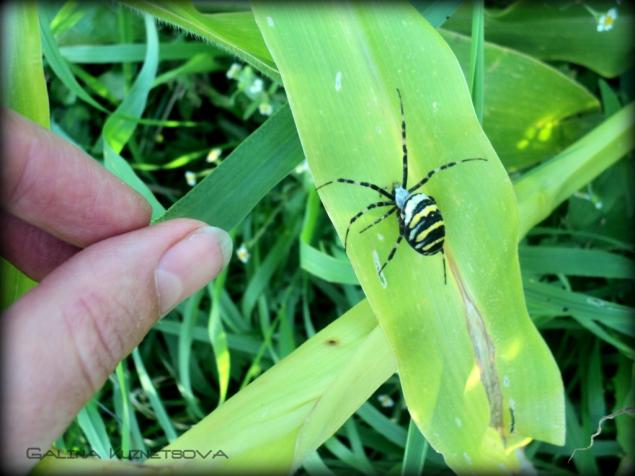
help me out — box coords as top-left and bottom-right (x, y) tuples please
(317, 89), (487, 283)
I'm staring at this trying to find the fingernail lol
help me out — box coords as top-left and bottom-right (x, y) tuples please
(155, 226), (232, 315)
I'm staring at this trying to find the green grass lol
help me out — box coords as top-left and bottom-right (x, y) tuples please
(3, 0), (634, 474)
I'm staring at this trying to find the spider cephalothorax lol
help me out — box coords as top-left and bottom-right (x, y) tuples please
(316, 89), (487, 283)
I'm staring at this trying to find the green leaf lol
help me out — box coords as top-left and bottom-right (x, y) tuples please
(442, 29), (599, 170)
(3, 4), (49, 125)
(121, 1), (280, 81)
(252, 3), (563, 472)
(519, 245), (634, 279)
(127, 3), (601, 173)
(39, 7), (109, 113)
(444, 0), (634, 78)
(468, 0), (484, 123)
(411, 0), (462, 28)
(59, 41), (215, 63)
(145, 301), (396, 473)
(101, 13), (165, 218)
(177, 289), (205, 420)
(158, 105), (303, 228)
(1, 2), (48, 308)
(514, 103), (634, 238)
(76, 398), (114, 459)
(401, 419), (429, 476)
(131, 348), (178, 443)
(207, 264), (231, 406)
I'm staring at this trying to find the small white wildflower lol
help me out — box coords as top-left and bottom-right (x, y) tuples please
(236, 244), (250, 263)
(185, 170), (197, 187)
(597, 8), (618, 32)
(294, 159), (309, 175)
(259, 102), (273, 116)
(226, 63), (242, 79)
(377, 394), (394, 408)
(248, 78), (264, 94)
(206, 147), (222, 163)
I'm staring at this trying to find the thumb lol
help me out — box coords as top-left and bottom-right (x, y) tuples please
(0, 219), (232, 468)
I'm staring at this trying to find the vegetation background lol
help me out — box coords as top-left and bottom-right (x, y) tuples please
(2, 0), (633, 474)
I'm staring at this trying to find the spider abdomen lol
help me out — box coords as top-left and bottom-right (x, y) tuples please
(400, 193), (445, 256)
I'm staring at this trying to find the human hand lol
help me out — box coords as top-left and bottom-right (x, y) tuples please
(0, 110), (232, 470)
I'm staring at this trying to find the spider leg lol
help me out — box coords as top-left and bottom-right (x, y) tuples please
(317, 178), (393, 200)
(344, 201), (393, 250)
(408, 158), (488, 194)
(396, 88), (408, 189)
(378, 234), (404, 276)
(359, 207), (397, 235)
(442, 250), (447, 285)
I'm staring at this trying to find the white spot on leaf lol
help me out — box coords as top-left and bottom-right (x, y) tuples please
(266, 16), (274, 27)
(335, 71), (342, 92)
(373, 250), (387, 288)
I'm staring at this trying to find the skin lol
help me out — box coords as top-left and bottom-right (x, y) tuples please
(0, 110), (232, 471)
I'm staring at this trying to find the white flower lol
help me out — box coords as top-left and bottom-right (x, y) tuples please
(206, 147), (222, 163)
(294, 159), (309, 175)
(597, 8), (618, 32)
(248, 78), (264, 94)
(259, 102), (273, 116)
(377, 394), (394, 408)
(236, 244), (250, 263)
(226, 63), (242, 79)
(185, 171), (197, 187)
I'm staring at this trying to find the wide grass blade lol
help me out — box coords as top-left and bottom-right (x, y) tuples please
(1, 3), (49, 307)
(442, 29), (599, 171)
(515, 103), (634, 237)
(444, 0), (634, 78)
(253, 3), (563, 472)
(158, 105), (303, 227)
(145, 301), (396, 472)
(519, 246), (634, 279)
(122, 1), (280, 81)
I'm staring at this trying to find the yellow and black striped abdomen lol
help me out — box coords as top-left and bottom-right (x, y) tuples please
(399, 194), (445, 256)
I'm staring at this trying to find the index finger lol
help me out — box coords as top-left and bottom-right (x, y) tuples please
(1, 109), (151, 247)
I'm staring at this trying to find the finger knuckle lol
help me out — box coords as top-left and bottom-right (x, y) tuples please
(62, 291), (132, 393)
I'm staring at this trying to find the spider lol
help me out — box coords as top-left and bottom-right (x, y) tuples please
(316, 89), (487, 284)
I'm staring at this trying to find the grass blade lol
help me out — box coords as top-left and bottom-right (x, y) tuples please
(253, 3), (563, 471)
(131, 348), (178, 443)
(76, 398), (114, 459)
(401, 418), (429, 476)
(207, 267), (231, 406)
(515, 103), (634, 237)
(101, 13), (164, 218)
(468, 0), (484, 123)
